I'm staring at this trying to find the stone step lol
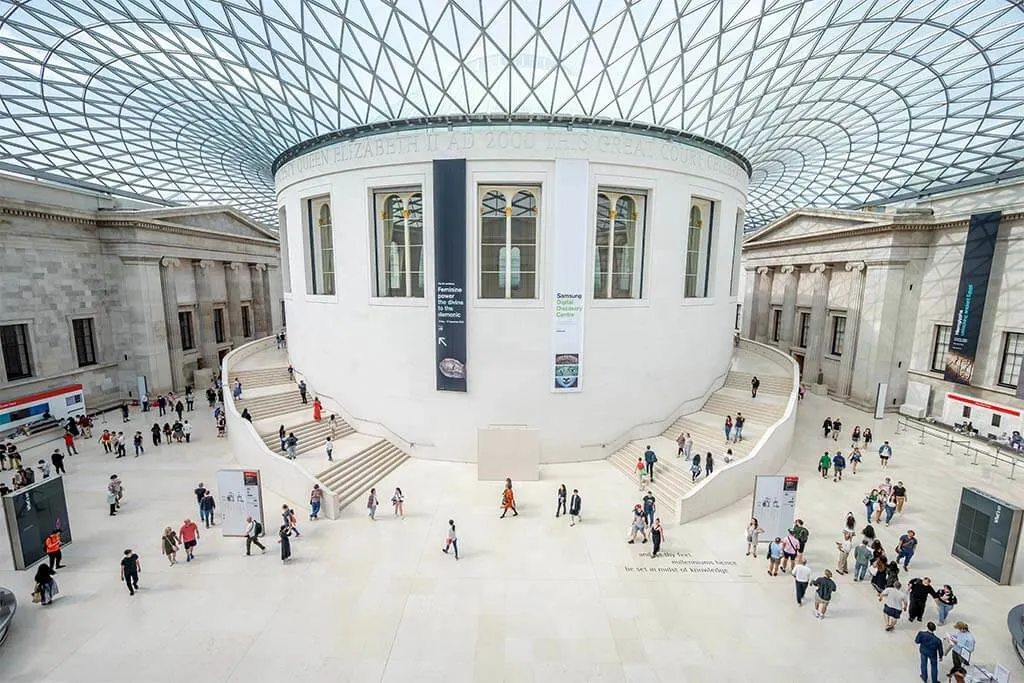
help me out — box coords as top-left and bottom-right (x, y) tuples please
(231, 370), (294, 389)
(316, 441), (410, 511)
(261, 419), (356, 454)
(723, 371), (791, 394)
(236, 393), (308, 420)
(666, 416), (759, 456)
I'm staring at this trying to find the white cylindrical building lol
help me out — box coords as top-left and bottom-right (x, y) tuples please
(274, 122), (749, 463)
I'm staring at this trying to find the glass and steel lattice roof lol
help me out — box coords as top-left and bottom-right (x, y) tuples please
(1, 0), (1023, 228)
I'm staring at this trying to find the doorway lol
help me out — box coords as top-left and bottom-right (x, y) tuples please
(791, 352), (805, 380)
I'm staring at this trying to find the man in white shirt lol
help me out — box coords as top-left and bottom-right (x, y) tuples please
(182, 420), (192, 443)
(879, 581), (908, 631)
(793, 558), (812, 605)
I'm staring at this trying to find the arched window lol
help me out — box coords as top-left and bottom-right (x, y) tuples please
(373, 188), (424, 298)
(685, 197), (715, 298)
(479, 186), (539, 299)
(594, 189), (646, 299)
(302, 194), (335, 296)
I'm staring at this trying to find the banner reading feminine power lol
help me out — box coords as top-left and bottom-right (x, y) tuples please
(551, 159), (588, 392)
(944, 211), (1001, 386)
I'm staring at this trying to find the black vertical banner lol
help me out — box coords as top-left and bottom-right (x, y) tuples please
(944, 211), (1001, 385)
(433, 159), (468, 392)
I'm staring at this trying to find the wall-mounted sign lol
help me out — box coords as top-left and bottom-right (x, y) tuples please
(433, 159), (468, 392)
(945, 211), (1001, 385)
(752, 475), (799, 542)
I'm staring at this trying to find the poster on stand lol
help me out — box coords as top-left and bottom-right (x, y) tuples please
(433, 158), (468, 392)
(550, 159), (588, 392)
(751, 475), (799, 542)
(944, 211), (1001, 385)
(216, 469), (265, 536)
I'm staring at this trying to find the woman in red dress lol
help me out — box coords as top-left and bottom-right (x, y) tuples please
(312, 397), (322, 421)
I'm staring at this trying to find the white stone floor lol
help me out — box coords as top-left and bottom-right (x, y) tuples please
(1, 392), (1022, 682)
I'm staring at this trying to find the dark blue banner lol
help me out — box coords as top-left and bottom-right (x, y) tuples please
(433, 159), (467, 392)
(944, 210), (1001, 385)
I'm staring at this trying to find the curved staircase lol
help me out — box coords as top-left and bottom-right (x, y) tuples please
(608, 369), (790, 520)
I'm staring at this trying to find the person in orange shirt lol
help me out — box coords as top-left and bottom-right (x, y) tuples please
(500, 483), (518, 518)
(45, 529), (65, 570)
(312, 397), (322, 421)
(179, 518), (200, 562)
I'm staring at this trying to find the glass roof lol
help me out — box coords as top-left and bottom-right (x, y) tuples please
(1, 0), (1023, 228)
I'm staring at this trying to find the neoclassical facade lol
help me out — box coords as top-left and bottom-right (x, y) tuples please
(0, 175), (283, 408)
(741, 180), (1024, 429)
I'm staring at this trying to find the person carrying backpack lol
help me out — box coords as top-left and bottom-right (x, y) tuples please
(245, 516), (265, 555)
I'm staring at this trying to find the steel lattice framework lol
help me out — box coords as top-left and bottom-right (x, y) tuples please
(1, 0), (1023, 228)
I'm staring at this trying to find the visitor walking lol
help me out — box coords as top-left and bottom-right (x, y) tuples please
(391, 487), (404, 517)
(907, 577), (937, 622)
(179, 518), (199, 561)
(853, 539), (872, 581)
(636, 456), (646, 488)
(836, 535), (852, 575)
(120, 549), (141, 595)
(324, 436), (333, 462)
(879, 440), (893, 468)
(767, 537), (783, 576)
(183, 420), (192, 443)
(676, 431), (686, 457)
(157, 394), (166, 416)
(935, 585), (958, 625)
(850, 447), (862, 473)
(831, 418), (842, 441)
(915, 621), (945, 683)
(792, 519), (810, 559)
(442, 519), (459, 559)
(45, 529), (64, 570)
(245, 516), (265, 555)
(298, 379), (308, 404)
(733, 412), (745, 442)
(185, 386), (194, 411)
(568, 489), (582, 526)
(285, 432), (298, 459)
(822, 416), (833, 439)
(893, 481), (908, 513)
(818, 451), (831, 478)
(501, 483), (518, 518)
(133, 431), (144, 456)
(278, 524), (292, 562)
(161, 527), (179, 565)
(309, 484), (322, 520)
(233, 378), (242, 400)
(63, 431), (78, 456)
(120, 401), (130, 422)
(880, 581), (907, 631)
(832, 451), (846, 481)
(690, 457), (702, 482)
(724, 415), (733, 442)
(199, 490), (216, 528)
(628, 504), (648, 544)
(556, 484), (567, 517)
(175, 400), (184, 421)
(851, 425), (861, 447)
(812, 570), (837, 619)
(650, 518), (664, 557)
(781, 531), (800, 574)
(705, 452), (715, 476)
(793, 558), (812, 605)
(33, 563), (58, 605)
(643, 445), (657, 483)
(751, 376), (760, 398)
(50, 449), (65, 475)
(37, 459), (51, 479)
(746, 518), (764, 557)
(896, 530), (918, 569)
(151, 422), (161, 447)
(282, 505), (301, 536)
(312, 397), (322, 421)
(642, 490), (656, 525)
(366, 488), (378, 520)
(108, 474), (123, 510)
(863, 427), (874, 447)
(99, 429), (113, 453)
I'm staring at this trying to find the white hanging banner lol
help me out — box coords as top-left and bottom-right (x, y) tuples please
(551, 158), (588, 392)
(216, 469), (265, 537)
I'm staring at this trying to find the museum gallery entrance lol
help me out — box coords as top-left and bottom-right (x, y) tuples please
(791, 352), (805, 380)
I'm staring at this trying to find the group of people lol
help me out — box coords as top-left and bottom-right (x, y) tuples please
(627, 490), (664, 555)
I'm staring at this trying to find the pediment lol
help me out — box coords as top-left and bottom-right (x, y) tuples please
(114, 206), (277, 241)
(745, 209), (882, 245)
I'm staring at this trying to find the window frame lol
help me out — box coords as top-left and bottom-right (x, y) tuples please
(770, 308), (782, 342)
(593, 187), (648, 300)
(278, 205), (291, 294)
(684, 195), (718, 299)
(0, 322), (34, 381)
(241, 304), (252, 338)
(371, 187), (425, 299)
(997, 331), (1024, 388)
(930, 325), (952, 373)
(830, 315), (846, 357)
(213, 307), (226, 345)
(477, 184), (541, 301)
(797, 311), (811, 349)
(178, 310), (196, 352)
(729, 208), (744, 298)
(71, 317), (98, 367)
(301, 193), (336, 297)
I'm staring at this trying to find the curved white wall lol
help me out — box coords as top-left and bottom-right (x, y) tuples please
(276, 125), (748, 462)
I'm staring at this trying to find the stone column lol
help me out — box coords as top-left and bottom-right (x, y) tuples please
(250, 263), (269, 338)
(754, 266), (774, 343)
(836, 261), (866, 398)
(778, 265), (799, 354)
(122, 257), (173, 393)
(159, 257), (186, 391)
(261, 266), (274, 336)
(193, 259), (219, 371)
(804, 263), (832, 386)
(225, 262), (245, 346)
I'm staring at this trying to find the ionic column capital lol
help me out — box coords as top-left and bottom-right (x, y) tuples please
(194, 259), (216, 270)
(808, 263), (829, 274)
(780, 265), (797, 275)
(845, 261), (866, 273)
(756, 266), (771, 275)
(227, 261), (245, 271)
(250, 263), (268, 272)
(160, 257), (181, 268)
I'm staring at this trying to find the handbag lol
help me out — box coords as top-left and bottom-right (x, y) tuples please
(31, 588), (42, 603)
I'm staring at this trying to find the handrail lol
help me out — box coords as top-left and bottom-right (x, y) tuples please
(578, 367), (731, 451)
(896, 414), (1024, 480)
(305, 388), (432, 451)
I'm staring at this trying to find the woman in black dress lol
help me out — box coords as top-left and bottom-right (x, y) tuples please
(278, 524), (292, 562)
(34, 563), (58, 605)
